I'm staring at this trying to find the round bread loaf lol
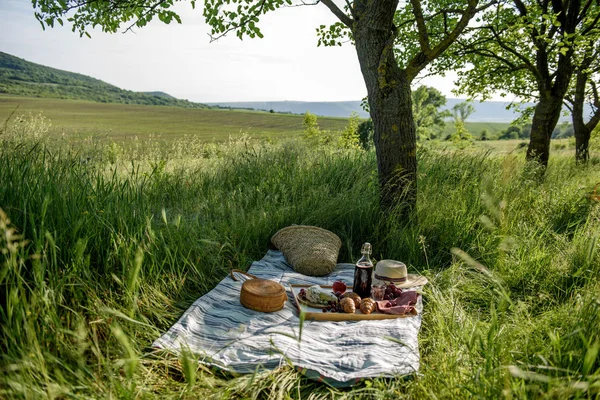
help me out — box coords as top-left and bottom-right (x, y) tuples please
(240, 278), (287, 313)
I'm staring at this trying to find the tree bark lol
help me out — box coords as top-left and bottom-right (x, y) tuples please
(353, 0), (417, 213)
(526, 94), (564, 167)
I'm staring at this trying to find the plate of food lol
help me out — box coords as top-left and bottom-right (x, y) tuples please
(289, 281), (418, 321)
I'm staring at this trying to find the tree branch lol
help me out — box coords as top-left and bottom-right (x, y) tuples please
(585, 85), (600, 130)
(208, 0), (267, 42)
(406, 0), (485, 79)
(320, 0), (354, 28)
(344, 0), (357, 19)
(122, 0), (171, 34)
(409, 0), (431, 53)
(563, 98), (574, 111)
(486, 25), (543, 84)
(461, 48), (520, 69)
(578, 0), (595, 25)
(581, 11), (600, 36)
(591, 81), (600, 108)
(427, 0), (481, 59)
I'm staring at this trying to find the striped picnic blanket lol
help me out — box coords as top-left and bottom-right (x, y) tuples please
(153, 250), (423, 386)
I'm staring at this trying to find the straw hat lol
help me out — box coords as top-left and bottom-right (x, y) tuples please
(271, 225), (341, 276)
(374, 259), (428, 288)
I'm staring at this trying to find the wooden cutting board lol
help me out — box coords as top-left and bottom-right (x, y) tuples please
(289, 284), (418, 321)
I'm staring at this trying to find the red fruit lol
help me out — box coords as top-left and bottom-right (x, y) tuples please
(332, 281), (347, 294)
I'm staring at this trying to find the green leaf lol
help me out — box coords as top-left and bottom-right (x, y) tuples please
(583, 341), (600, 376)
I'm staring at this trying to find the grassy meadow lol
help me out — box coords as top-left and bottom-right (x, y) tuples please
(0, 95), (350, 142)
(0, 95), (511, 144)
(1, 109), (600, 399)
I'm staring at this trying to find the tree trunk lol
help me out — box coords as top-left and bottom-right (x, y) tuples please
(571, 70), (599, 164)
(525, 95), (564, 167)
(573, 125), (591, 163)
(572, 79), (591, 163)
(353, 0), (417, 213)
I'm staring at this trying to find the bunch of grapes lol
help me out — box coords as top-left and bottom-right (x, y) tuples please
(323, 290), (346, 313)
(323, 300), (341, 313)
(383, 283), (403, 300)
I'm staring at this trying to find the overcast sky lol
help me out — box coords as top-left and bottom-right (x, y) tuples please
(1, 0), (465, 103)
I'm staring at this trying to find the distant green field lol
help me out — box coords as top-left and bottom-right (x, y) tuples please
(441, 121), (510, 137)
(0, 95), (349, 142)
(1, 95), (512, 143)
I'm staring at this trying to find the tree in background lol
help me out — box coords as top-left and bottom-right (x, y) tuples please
(302, 111), (323, 144)
(33, 0), (483, 214)
(564, 44), (600, 162)
(450, 101), (475, 143)
(520, 123), (532, 139)
(499, 125), (522, 140)
(338, 112), (361, 149)
(452, 101), (475, 124)
(303, 111), (361, 149)
(452, 0), (600, 170)
(412, 86), (451, 140)
(552, 122), (575, 139)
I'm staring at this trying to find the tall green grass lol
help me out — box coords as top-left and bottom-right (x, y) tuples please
(1, 119), (599, 399)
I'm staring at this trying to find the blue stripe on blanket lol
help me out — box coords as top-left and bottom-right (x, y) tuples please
(153, 250), (422, 386)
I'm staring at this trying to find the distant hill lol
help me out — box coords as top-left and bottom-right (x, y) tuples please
(0, 52), (209, 109)
(141, 91), (177, 99)
(209, 99), (531, 122)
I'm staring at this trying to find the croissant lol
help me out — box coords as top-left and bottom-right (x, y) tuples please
(360, 298), (376, 315)
(342, 292), (361, 308)
(340, 297), (356, 313)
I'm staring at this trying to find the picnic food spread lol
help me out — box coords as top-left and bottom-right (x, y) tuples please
(284, 240), (427, 321)
(238, 228), (427, 321)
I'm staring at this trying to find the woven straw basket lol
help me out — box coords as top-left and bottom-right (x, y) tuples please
(231, 270), (287, 313)
(271, 225), (342, 276)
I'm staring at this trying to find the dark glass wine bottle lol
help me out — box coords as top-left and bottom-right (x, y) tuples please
(352, 242), (373, 298)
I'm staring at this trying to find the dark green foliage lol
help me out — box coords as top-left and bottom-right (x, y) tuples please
(0, 52), (209, 109)
(357, 119), (373, 150)
(520, 123), (532, 139)
(413, 86), (451, 140)
(499, 125), (521, 140)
